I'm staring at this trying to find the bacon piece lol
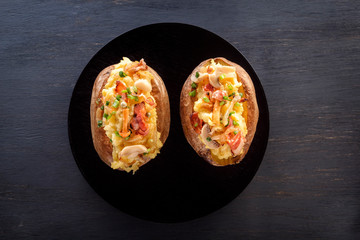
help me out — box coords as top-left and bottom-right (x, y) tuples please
(125, 58), (148, 74)
(130, 102), (149, 136)
(203, 83), (215, 92)
(190, 112), (203, 134)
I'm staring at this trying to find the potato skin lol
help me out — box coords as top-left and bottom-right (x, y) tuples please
(90, 62), (170, 169)
(180, 57), (259, 166)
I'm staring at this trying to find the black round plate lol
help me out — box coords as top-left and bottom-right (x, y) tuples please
(68, 23), (269, 223)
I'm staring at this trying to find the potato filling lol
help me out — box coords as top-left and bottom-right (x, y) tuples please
(189, 59), (248, 159)
(96, 57), (162, 173)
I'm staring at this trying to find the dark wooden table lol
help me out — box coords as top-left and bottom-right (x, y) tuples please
(1, 0), (359, 239)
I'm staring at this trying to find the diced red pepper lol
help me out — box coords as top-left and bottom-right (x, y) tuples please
(226, 131), (242, 152)
(115, 81), (128, 102)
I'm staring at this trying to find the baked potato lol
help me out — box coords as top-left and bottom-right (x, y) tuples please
(180, 57), (259, 166)
(90, 57), (170, 173)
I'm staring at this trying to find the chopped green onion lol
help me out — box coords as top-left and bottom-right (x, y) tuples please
(233, 120), (239, 126)
(110, 139), (113, 143)
(121, 90), (128, 93)
(112, 99), (120, 108)
(97, 120), (103, 127)
(115, 131), (120, 137)
(206, 137), (212, 142)
(191, 82), (197, 89)
(229, 111), (236, 117)
(119, 71), (127, 78)
(220, 101), (225, 106)
(189, 90), (196, 97)
(96, 98), (101, 104)
(195, 72), (200, 78)
(106, 101), (110, 106)
(126, 87), (131, 94)
(143, 148), (151, 155)
(116, 95), (122, 100)
(133, 86), (138, 94)
(104, 111), (116, 120)
(219, 74), (226, 81)
(100, 105), (104, 110)
(239, 92), (243, 97)
(223, 96), (231, 101)
(234, 131), (238, 135)
(194, 122), (198, 127)
(127, 94), (139, 101)
(227, 84), (233, 90)
(235, 102), (241, 107)
(203, 97), (210, 103)
(229, 92), (235, 97)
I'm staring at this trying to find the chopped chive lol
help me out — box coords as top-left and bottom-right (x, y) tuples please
(203, 97), (210, 103)
(116, 95), (122, 100)
(195, 72), (200, 78)
(189, 90), (196, 97)
(96, 98), (101, 104)
(126, 87), (131, 94)
(219, 74), (226, 81)
(229, 111), (235, 117)
(227, 84), (233, 90)
(97, 120), (103, 127)
(100, 105), (104, 110)
(127, 94), (139, 101)
(115, 131), (120, 137)
(234, 130), (238, 135)
(133, 86), (138, 94)
(104, 111), (116, 120)
(233, 120), (239, 126)
(220, 101), (225, 106)
(206, 137), (212, 142)
(109, 139), (113, 143)
(229, 92), (235, 97)
(239, 92), (243, 97)
(235, 102), (241, 107)
(194, 122), (198, 127)
(119, 71), (127, 78)
(223, 96), (231, 101)
(112, 99), (120, 108)
(121, 90), (128, 93)
(143, 148), (151, 155)
(106, 101), (110, 106)
(191, 82), (197, 89)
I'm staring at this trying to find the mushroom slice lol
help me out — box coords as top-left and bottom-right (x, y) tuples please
(135, 79), (152, 92)
(120, 145), (148, 159)
(208, 72), (221, 88)
(200, 124), (220, 149)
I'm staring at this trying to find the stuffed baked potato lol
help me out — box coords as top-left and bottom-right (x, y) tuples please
(90, 57), (170, 173)
(180, 57), (259, 166)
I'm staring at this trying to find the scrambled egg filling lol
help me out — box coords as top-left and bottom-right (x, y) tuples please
(191, 60), (248, 159)
(98, 57), (162, 173)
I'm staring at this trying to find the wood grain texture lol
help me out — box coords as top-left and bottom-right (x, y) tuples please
(0, 0), (359, 239)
